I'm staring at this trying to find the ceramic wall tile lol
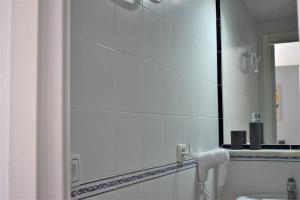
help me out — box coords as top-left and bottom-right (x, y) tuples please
(114, 2), (143, 56)
(111, 51), (143, 113)
(115, 113), (144, 173)
(70, 0), (219, 199)
(71, 37), (115, 110)
(71, 0), (115, 46)
(143, 0), (164, 18)
(71, 110), (116, 182)
(142, 6), (164, 64)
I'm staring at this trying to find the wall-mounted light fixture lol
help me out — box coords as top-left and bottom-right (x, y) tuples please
(245, 51), (262, 73)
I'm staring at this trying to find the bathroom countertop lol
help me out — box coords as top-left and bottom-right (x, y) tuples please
(228, 149), (300, 161)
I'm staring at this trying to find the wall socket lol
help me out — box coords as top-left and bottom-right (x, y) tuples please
(176, 144), (187, 163)
(71, 154), (80, 183)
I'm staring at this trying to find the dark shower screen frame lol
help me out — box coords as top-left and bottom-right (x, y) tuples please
(216, 0), (223, 147)
(215, 0), (300, 150)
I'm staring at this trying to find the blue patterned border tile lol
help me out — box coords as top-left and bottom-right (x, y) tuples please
(114, 170), (145, 191)
(71, 159), (197, 200)
(230, 155), (300, 161)
(229, 151), (300, 161)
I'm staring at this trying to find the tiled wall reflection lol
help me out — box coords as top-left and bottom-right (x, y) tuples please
(71, 0), (218, 199)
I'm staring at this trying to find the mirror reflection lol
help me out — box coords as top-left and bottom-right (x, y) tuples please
(221, 0), (299, 144)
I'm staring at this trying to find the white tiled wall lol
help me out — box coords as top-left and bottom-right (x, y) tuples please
(70, 0), (218, 199)
(221, 160), (300, 200)
(221, 0), (259, 143)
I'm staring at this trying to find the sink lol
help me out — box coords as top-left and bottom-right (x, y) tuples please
(237, 193), (300, 200)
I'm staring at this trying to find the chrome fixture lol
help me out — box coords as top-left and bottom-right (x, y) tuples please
(287, 177), (297, 200)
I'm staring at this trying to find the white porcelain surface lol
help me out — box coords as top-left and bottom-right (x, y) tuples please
(236, 193), (300, 200)
(222, 161), (256, 200)
(254, 161), (291, 194)
(222, 160), (300, 200)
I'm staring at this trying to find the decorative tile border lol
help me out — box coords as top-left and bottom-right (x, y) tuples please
(229, 150), (300, 161)
(71, 159), (197, 200)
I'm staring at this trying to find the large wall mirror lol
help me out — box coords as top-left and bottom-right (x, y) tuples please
(220, 0), (299, 145)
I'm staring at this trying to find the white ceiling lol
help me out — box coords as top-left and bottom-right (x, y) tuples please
(275, 42), (300, 67)
(241, 0), (298, 22)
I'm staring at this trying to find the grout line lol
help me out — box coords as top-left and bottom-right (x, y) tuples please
(70, 107), (219, 119)
(70, 35), (218, 84)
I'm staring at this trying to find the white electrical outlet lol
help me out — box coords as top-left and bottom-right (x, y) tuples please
(71, 154), (80, 183)
(176, 144), (187, 163)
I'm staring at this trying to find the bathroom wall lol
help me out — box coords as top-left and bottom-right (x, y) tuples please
(222, 160), (300, 200)
(70, 0), (218, 199)
(221, 0), (259, 143)
(275, 66), (300, 144)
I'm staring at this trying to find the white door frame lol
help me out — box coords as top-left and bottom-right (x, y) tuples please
(37, 0), (70, 199)
(262, 32), (298, 144)
(0, 0), (70, 199)
(9, 1), (39, 199)
(0, 1), (12, 199)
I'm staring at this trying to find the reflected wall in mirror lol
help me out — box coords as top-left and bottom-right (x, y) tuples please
(274, 42), (300, 144)
(221, 0), (299, 145)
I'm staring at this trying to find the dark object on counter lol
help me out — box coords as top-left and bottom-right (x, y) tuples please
(250, 122), (263, 150)
(250, 113), (263, 150)
(278, 140), (286, 144)
(231, 130), (246, 150)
